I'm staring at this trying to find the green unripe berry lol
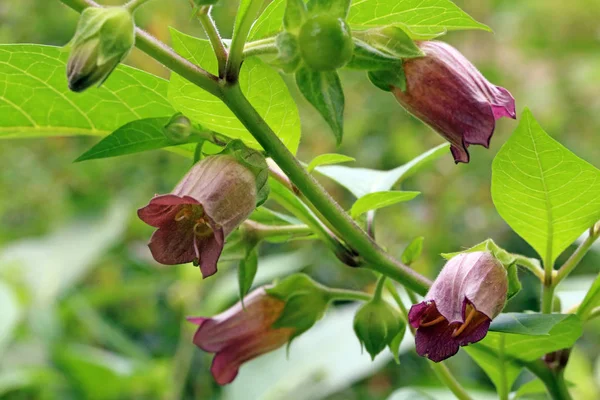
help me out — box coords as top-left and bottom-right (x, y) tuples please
(298, 15), (353, 71)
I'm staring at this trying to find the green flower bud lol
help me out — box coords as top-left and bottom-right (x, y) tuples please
(164, 113), (193, 142)
(67, 7), (135, 92)
(298, 15), (353, 71)
(353, 298), (405, 360)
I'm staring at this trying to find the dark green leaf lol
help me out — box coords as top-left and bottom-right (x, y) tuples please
(489, 313), (574, 336)
(295, 67), (345, 144)
(346, 39), (403, 71)
(238, 247), (259, 300)
(368, 67), (406, 92)
(401, 237), (424, 265)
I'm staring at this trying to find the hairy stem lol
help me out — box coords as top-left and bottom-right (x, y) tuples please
(326, 288), (372, 302)
(194, 5), (228, 78)
(555, 222), (600, 284)
(242, 220), (313, 240)
(429, 362), (473, 400)
(513, 254), (545, 281)
(243, 37), (278, 58)
(225, 0), (264, 81)
(124, 0), (152, 12)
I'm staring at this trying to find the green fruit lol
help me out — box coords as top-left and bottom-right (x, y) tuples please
(298, 15), (353, 71)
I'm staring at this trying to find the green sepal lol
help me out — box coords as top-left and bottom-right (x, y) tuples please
(353, 26), (423, 59)
(345, 38), (402, 71)
(283, 0), (307, 33)
(306, 0), (351, 19)
(442, 239), (522, 300)
(388, 325), (406, 364)
(273, 31), (302, 73)
(267, 274), (329, 341)
(368, 67), (406, 92)
(353, 298), (405, 360)
(219, 140), (270, 207)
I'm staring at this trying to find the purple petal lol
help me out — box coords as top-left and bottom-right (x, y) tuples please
(415, 319), (461, 362)
(137, 194), (199, 227)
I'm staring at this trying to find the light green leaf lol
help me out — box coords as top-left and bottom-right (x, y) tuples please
(350, 191), (420, 218)
(576, 273), (600, 320)
(353, 26), (423, 59)
(239, 246), (259, 300)
(249, 207), (302, 226)
(75, 117), (204, 161)
(401, 236), (424, 265)
(0, 45), (174, 139)
(168, 29), (301, 154)
(465, 345), (523, 396)
(489, 313), (573, 336)
(317, 143), (448, 198)
(347, 0), (491, 39)
(295, 67), (345, 144)
(492, 109), (600, 265)
(307, 153), (355, 173)
(249, 0), (489, 41)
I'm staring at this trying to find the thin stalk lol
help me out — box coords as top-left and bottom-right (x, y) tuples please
(242, 220), (313, 240)
(374, 275), (386, 299)
(225, 0), (264, 81)
(220, 83), (431, 295)
(124, 0), (152, 12)
(523, 359), (572, 400)
(498, 335), (508, 400)
(326, 288), (371, 302)
(513, 254), (545, 281)
(576, 272), (600, 320)
(194, 5), (228, 78)
(587, 307), (600, 321)
(429, 362), (473, 400)
(541, 254), (555, 313)
(243, 37), (278, 58)
(555, 223), (600, 284)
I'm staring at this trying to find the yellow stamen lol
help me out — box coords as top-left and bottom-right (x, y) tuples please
(174, 207), (192, 221)
(421, 315), (446, 327)
(452, 306), (477, 338)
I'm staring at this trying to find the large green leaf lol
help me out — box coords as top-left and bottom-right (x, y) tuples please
(492, 109), (600, 265)
(317, 143), (448, 198)
(168, 29), (301, 154)
(0, 45), (174, 139)
(249, 0), (489, 41)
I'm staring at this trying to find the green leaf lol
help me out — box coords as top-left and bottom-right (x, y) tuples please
(307, 153), (355, 173)
(318, 143), (448, 198)
(577, 273), (600, 320)
(345, 39), (402, 71)
(353, 26), (423, 59)
(307, 0), (351, 19)
(368, 67), (406, 92)
(492, 109), (600, 265)
(347, 0), (491, 39)
(465, 345), (523, 395)
(489, 313), (574, 336)
(350, 191), (419, 219)
(401, 236), (424, 265)
(283, 0), (307, 33)
(295, 67), (345, 144)
(248, 0), (287, 40)
(238, 246), (259, 300)
(0, 45), (174, 139)
(75, 117), (205, 161)
(168, 29), (301, 154)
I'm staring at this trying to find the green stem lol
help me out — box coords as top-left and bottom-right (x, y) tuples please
(243, 37), (278, 58)
(523, 360), (572, 400)
(385, 280), (409, 317)
(429, 362), (473, 400)
(587, 306), (600, 321)
(541, 257), (555, 313)
(326, 288), (372, 302)
(374, 275), (386, 300)
(513, 254), (545, 281)
(220, 84), (431, 295)
(225, 0), (264, 81)
(243, 220), (313, 240)
(124, 0), (152, 12)
(555, 223), (600, 284)
(195, 5), (228, 78)
(498, 335), (508, 400)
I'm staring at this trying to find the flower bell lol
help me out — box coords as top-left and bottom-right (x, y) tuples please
(66, 7), (135, 92)
(188, 288), (294, 385)
(392, 41), (516, 163)
(408, 251), (508, 362)
(138, 153), (261, 278)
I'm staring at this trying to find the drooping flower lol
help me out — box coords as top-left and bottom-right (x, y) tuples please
(392, 41), (516, 163)
(138, 154), (258, 278)
(67, 7), (135, 92)
(188, 288), (294, 385)
(408, 251), (508, 362)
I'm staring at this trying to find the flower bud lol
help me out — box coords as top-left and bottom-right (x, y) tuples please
(408, 251), (508, 362)
(163, 113), (193, 142)
(392, 41), (516, 163)
(137, 153), (260, 277)
(188, 288), (294, 385)
(353, 298), (405, 360)
(67, 7), (135, 92)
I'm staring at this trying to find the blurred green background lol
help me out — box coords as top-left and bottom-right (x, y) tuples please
(1, 0), (599, 399)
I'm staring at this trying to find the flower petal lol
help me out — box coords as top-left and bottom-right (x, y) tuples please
(137, 194), (199, 227)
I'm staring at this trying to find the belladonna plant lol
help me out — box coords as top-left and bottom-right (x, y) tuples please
(408, 251), (508, 362)
(393, 41), (516, 163)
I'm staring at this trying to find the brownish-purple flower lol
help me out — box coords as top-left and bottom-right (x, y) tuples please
(408, 251), (508, 362)
(138, 154), (258, 278)
(393, 41), (516, 163)
(188, 288), (294, 385)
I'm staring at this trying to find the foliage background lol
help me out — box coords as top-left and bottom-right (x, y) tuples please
(0, 0), (599, 398)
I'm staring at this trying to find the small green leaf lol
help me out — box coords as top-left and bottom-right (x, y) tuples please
(577, 273), (600, 320)
(368, 67), (406, 92)
(75, 117), (204, 161)
(238, 246), (259, 300)
(283, 0), (307, 33)
(295, 67), (345, 144)
(345, 39), (402, 71)
(489, 313), (574, 336)
(350, 191), (420, 219)
(317, 143), (448, 197)
(307, 153), (355, 173)
(168, 29), (301, 154)
(307, 0), (351, 19)
(249, 207), (302, 226)
(401, 237), (424, 265)
(492, 109), (600, 265)
(353, 26), (423, 59)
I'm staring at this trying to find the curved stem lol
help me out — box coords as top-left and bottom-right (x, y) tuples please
(225, 0), (264, 81)
(243, 220), (313, 240)
(124, 0), (152, 12)
(326, 288), (372, 302)
(244, 37), (278, 58)
(523, 360), (572, 400)
(194, 5), (228, 78)
(429, 362), (473, 400)
(220, 83), (431, 295)
(374, 275), (386, 300)
(555, 223), (600, 284)
(541, 256), (555, 313)
(513, 254), (545, 281)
